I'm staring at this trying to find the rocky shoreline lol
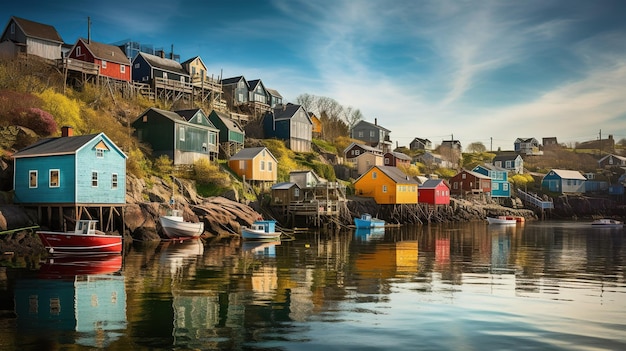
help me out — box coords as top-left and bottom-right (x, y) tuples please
(2, 174), (624, 256)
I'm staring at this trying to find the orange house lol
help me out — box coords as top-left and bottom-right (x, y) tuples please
(354, 165), (419, 204)
(228, 147), (277, 186)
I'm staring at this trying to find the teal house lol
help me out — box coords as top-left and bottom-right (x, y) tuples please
(12, 127), (127, 230)
(472, 163), (510, 199)
(208, 109), (245, 157)
(133, 107), (219, 164)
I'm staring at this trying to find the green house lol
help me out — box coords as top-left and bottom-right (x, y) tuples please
(208, 110), (245, 157)
(132, 107), (219, 164)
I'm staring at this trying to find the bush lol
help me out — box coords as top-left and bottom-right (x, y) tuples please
(126, 148), (150, 179)
(193, 158), (230, 187)
(13, 107), (57, 136)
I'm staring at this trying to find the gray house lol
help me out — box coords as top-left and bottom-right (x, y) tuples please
(350, 119), (392, 153)
(409, 137), (432, 151)
(0, 16), (64, 61)
(493, 153), (524, 174)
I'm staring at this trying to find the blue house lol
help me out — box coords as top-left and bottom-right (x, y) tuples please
(472, 163), (510, 198)
(541, 169), (586, 194)
(492, 153), (524, 174)
(12, 127), (127, 229)
(263, 103), (312, 152)
(131, 52), (190, 87)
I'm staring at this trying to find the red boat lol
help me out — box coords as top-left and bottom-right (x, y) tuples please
(37, 220), (123, 255)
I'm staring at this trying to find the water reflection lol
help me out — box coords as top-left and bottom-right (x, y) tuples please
(1, 221), (625, 350)
(14, 255), (126, 349)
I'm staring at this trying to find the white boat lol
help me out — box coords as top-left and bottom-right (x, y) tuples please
(241, 219), (281, 240)
(159, 209), (204, 240)
(486, 216), (517, 225)
(591, 218), (623, 227)
(354, 213), (385, 229)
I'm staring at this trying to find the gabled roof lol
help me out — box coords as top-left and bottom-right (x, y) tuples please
(598, 154), (626, 163)
(220, 75), (245, 85)
(460, 169), (491, 179)
(411, 137), (431, 144)
(210, 110), (244, 133)
(77, 38), (129, 65)
(356, 166), (418, 184)
(271, 182), (299, 190)
(474, 163), (507, 172)
(175, 108), (217, 129)
(181, 55), (206, 67)
(344, 142), (381, 155)
(353, 119), (391, 132)
(135, 52), (187, 75)
(271, 103), (310, 122)
(134, 107), (185, 124)
(515, 137), (538, 143)
(546, 169), (586, 180)
(230, 147), (276, 162)
(387, 151), (412, 161)
(493, 153), (521, 162)
(247, 79), (265, 91)
(7, 16), (63, 43)
(266, 88), (282, 98)
(420, 179), (448, 189)
(13, 133), (126, 159)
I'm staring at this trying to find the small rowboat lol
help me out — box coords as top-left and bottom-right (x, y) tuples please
(486, 216), (517, 225)
(37, 220), (122, 255)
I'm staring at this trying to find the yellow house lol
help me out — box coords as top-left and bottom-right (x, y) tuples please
(309, 112), (322, 137)
(354, 165), (419, 204)
(228, 147), (278, 185)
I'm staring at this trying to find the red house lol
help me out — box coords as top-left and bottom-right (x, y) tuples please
(68, 38), (131, 82)
(384, 151), (412, 167)
(449, 169), (491, 196)
(418, 179), (450, 205)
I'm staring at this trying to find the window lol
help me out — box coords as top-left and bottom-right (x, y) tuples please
(294, 188), (300, 197)
(239, 160), (245, 170)
(92, 172), (98, 187)
(96, 148), (104, 158)
(268, 162), (273, 171)
(462, 173), (466, 179)
(503, 183), (509, 191)
(382, 185), (387, 193)
(260, 160), (265, 171)
(29, 170), (38, 188)
(372, 171), (377, 179)
(102, 60), (107, 69)
(112, 173), (118, 189)
(120, 65), (126, 73)
(385, 158), (389, 165)
(354, 150), (360, 156)
(179, 126), (185, 141)
(135, 63), (140, 69)
(163, 72), (168, 80)
(49, 170), (60, 188)
(358, 131), (364, 137)
(10, 23), (15, 35)
(370, 130), (375, 137)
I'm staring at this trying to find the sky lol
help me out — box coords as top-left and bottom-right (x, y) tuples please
(4, 0), (626, 151)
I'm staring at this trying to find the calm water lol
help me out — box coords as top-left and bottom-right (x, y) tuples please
(1, 220), (625, 350)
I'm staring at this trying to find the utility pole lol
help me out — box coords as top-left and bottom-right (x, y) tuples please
(490, 137), (493, 152)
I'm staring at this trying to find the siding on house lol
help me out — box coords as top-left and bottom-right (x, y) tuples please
(354, 165), (418, 204)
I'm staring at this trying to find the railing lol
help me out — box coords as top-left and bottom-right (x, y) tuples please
(154, 77), (193, 93)
(517, 189), (554, 209)
(60, 58), (100, 75)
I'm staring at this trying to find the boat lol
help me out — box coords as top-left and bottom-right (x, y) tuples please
(486, 216), (518, 225)
(354, 227), (385, 241)
(354, 213), (385, 229)
(37, 220), (122, 255)
(591, 218), (623, 227)
(159, 209), (204, 240)
(241, 219), (282, 240)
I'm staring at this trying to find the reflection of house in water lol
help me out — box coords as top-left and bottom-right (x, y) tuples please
(353, 241), (419, 293)
(14, 275), (126, 348)
(491, 234), (511, 271)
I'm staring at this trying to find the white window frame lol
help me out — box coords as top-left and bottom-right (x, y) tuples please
(91, 171), (98, 187)
(121, 65), (126, 73)
(29, 170), (38, 188)
(96, 148), (104, 158)
(49, 169), (60, 188)
(179, 126), (185, 141)
(102, 60), (107, 69)
(260, 160), (265, 171)
(382, 185), (387, 193)
(112, 173), (118, 189)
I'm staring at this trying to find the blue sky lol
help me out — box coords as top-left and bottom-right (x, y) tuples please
(5, 0), (626, 151)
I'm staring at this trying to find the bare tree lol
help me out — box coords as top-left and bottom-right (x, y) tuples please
(466, 141), (487, 153)
(295, 93), (315, 112)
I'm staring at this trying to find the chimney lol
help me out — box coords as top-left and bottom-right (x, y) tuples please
(170, 44), (174, 59)
(87, 17), (91, 44)
(61, 126), (74, 137)
(375, 118), (377, 125)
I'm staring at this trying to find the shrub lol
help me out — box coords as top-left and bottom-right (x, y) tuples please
(37, 88), (85, 133)
(126, 148), (150, 179)
(13, 107), (57, 136)
(193, 158), (230, 187)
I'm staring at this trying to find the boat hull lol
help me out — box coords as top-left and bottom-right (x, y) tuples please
(159, 216), (204, 240)
(38, 254), (123, 278)
(486, 217), (517, 225)
(37, 231), (122, 254)
(354, 217), (385, 229)
(241, 228), (281, 240)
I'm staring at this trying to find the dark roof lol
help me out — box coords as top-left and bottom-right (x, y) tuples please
(272, 103), (303, 121)
(13, 133), (100, 157)
(271, 182), (299, 190)
(136, 52), (187, 75)
(79, 38), (129, 65)
(247, 79), (261, 90)
(137, 107), (185, 123)
(210, 110), (244, 132)
(474, 163), (507, 172)
(388, 151), (412, 160)
(11, 16), (63, 43)
(376, 166), (419, 184)
(266, 88), (282, 98)
(411, 137), (431, 144)
(230, 147), (276, 161)
(493, 153), (520, 162)
(420, 179), (447, 189)
(175, 108), (203, 121)
(220, 76), (244, 85)
(354, 119), (391, 132)
(181, 55), (204, 66)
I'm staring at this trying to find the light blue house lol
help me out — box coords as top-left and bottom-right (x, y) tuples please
(541, 169), (586, 194)
(472, 163), (510, 198)
(492, 153), (524, 174)
(12, 128), (127, 229)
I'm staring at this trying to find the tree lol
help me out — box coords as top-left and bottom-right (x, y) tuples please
(466, 141), (487, 153)
(37, 88), (85, 133)
(13, 107), (57, 136)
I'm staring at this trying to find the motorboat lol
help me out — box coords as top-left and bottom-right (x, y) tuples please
(159, 209), (204, 240)
(486, 216), (517, 225)
(591, 218), (623, 227)
(242, 219), (281, 240)
(354, 213), (385, 229)
(38, 254), (123, 278)
(37, 220), (122, 255)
